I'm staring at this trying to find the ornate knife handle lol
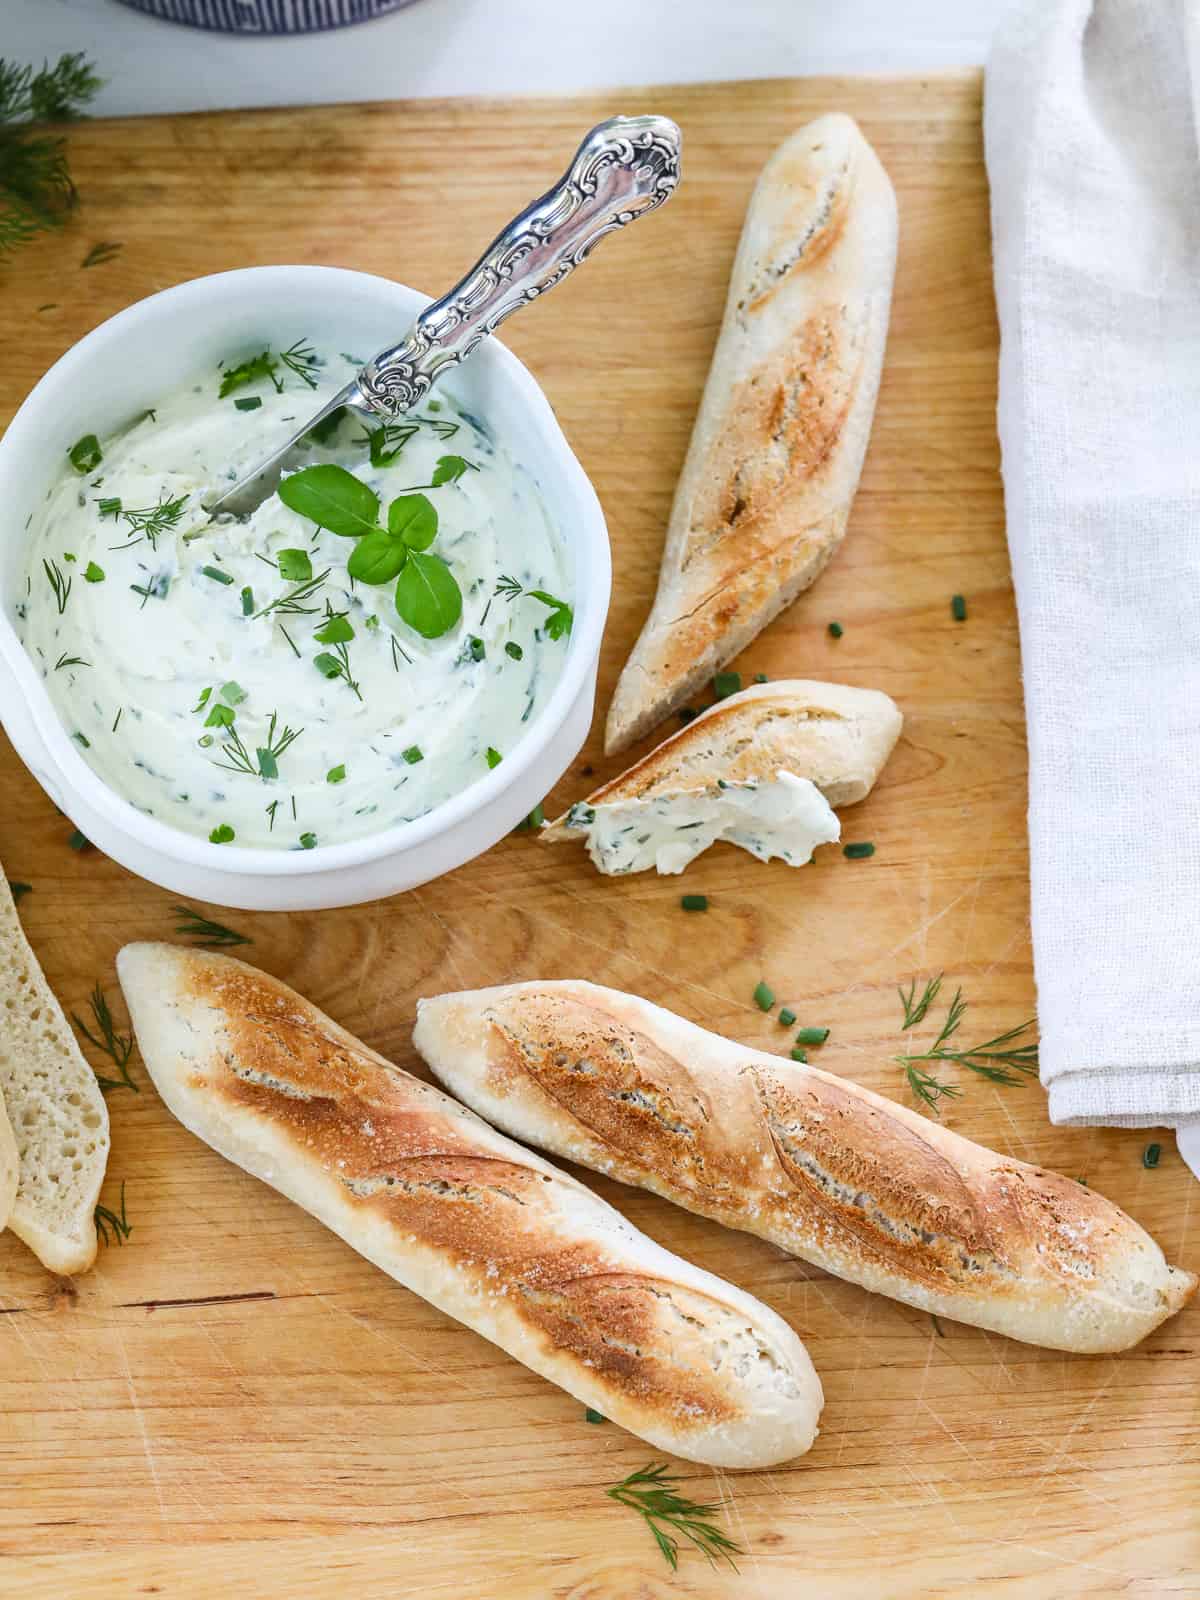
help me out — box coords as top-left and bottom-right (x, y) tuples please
(355, 114), (681, 417)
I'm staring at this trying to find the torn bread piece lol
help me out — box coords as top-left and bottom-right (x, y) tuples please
(415, 981), (1197, 1355)
(545, 679), (901, 875)
(0, 1088), (18, 1235)
(606, 114), (898, 753)
(118, 943), (823, 1469)
(0, 873), (109, 1273)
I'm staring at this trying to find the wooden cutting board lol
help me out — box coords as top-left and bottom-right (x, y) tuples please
(1, 72), (1197, 1599)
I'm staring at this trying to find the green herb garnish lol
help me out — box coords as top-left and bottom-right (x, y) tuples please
(115, 493), (188, 551)
(713, 672), (741, 699)
(584, 1408), (605, 1425)
(951, 594), (967, 622)
(843, 841), (875, 859)
(466, 634), (486, 662)
(94, 1180), (132, 1247)
(513, 803), (544, 833)
(606, 1463), (740, 1573)
(54, 651), (89, 670)
(493, 575), (573, 640)
(7, 881), (31, 902)
(778, 1007), (796, 1027)
(895, 978), (1038, 1114)
(794, 1027), (830, 1046)
(326, 764), (346, 784)
(234, 396), (261, 412)
(43, 557), (71, 612)
(298, 831), (317, 850)
(81, 239), (120, 267)
(681, 894), (708, 911)
(486, 747), (502, 769)
(753, 980), (774, 1012)
(401, 745), (424, 765)
(67, 828), (90, 851)
(212, 710), (302, 781)
(790, 1047), (808, 1063)
(899, 976), (942, 1030)
(240, 586), (254, 616)
(72, 981), (138, 1093)
(505, 641), (523, 661)
(430, 453), (478, 486)
(312, 602), (361, 699)
(202, 564), (234, 586)
(0, 53), (102, 261)
(396, 551), (462, 637)
(96, 496), (121, 518)
(209, 823), (235, 844)
(253, 568), (329, 619)
(1143, 1143), (1162, 1169)
(828, 621), (844, 639)
(219, 350), (277, 398)
(279, 462), (380, 537)
(278, 337), (320, 390)
(172, 904), (251, 948)
(83, 560), (104, 583)
(220, 680), (247, 706)
(276, 547), (313, 582)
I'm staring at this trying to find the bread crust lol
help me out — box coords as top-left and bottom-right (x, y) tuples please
(606, 113), (898, 753)
(118, 944), (823, 1469)
(545, 680), (901, 842)
(415, 981), (1197, 1354)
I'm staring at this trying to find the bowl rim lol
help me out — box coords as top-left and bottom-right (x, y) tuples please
(0, 264), (610, 876)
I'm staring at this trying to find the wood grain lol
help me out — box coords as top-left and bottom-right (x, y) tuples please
(1, 73), (1197, 1598)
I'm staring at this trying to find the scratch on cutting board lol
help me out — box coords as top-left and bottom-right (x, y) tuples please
(957, 805), (999, 968)
(111, 1317), (170, 1528)
(408, 887), (475, 999)
(833, 1292), (880, 1467)
(1003, 1364), (1121, 1545)
(711, 1468), (767, 1594)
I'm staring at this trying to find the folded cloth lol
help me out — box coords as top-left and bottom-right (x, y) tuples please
(985, 0), (1200, 1175)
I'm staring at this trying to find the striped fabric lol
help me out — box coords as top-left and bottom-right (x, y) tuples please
(115, 0), (415, 33)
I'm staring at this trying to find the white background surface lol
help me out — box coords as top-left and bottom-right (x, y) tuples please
(7, 0), (1005, 116)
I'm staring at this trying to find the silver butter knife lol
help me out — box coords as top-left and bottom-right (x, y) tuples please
(208, 113), (682, 519)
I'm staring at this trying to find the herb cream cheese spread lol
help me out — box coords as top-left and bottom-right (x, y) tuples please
(20, 346), (572, 850)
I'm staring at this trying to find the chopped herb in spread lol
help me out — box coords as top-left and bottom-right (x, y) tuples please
(828, 621), (844, 638)
(680, 894), (708, 911)
(843, 841), (875, 859)
(713, 672), (741, 699)
(951, 594), (967, 622)
(753, 980), (775, 1012)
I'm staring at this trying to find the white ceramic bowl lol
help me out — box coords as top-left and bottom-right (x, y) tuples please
(0, 267), (610, 910)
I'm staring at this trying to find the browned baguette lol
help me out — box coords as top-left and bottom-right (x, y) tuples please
(606, 114), (897, 753)
(118, 944), (823, 1469)
(414, 981), (1197, 1354)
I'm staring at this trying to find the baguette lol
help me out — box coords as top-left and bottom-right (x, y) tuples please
(118, 944), (822, 1469)
(0, 872), (109, 1274)
(606, 114), (898, 753)
(414, 981), (1196, 1354)
(544, 680), (901, 874)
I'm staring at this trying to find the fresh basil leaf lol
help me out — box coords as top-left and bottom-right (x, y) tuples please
(394, 551), (462, 638)
(347, 529), (408, 585)
(278, 464), (380, 538)
(431, 454), (474, 486)
(314, 611), (354, 645)
(387, 492), (438, 551)
(276, 547), (313, 582)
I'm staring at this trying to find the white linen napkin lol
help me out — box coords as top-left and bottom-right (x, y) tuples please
(985, 0), (1200, 1175)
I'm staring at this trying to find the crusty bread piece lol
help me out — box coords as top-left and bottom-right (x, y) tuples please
(545, 681), (902, 868)
(118, 943), (822, 1468)
(415, 982), (1197, 1354)
(606, 114), (898, 753)
(0, 1088), (19, 1235)
(0, 874), (110, 1274)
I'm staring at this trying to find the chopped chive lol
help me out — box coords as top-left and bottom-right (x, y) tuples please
(326, 763), (346, 784)
(112, 708), (123, 733)
(828, 621), (844, 639)
(1143, 1142), (1162, 1169)
(72, 730), (90, 748)
(753, 981), (775, 1012)
(468, 635), (486, 662)
(778, 1007), (797, 1027)
(96, 496), (121, 518)
(8, 881), (31, 901)
(279, 623), (299, 658)
(69, 434), (102, 474)
(234, 396), (262, 411)
(681, 894), (709, 911)
(209, 823), (235, 844)
(84, 560), (105, 583)
(843, 841), (875, 859)
(240, 586), (254, 616)
(584, 1408), (606, 1425)
(951, 594), (967, 622)
(313, 652), (342, 680)
(513, 803), (545, 833)
(401, 745), (423, 765)
(753, 672), (769, 683)
(713, 672), (741, 700)
(794, 1027), (830, 1046)
(298, 831), (317, 850)
(220, 680), (247, 706)
(68, 828), (90, 851)
(504, 640), (523, 661)
(790, 1047), (808, 1063)
(678, 706), (698, 724)
(486, 747), (502, 769)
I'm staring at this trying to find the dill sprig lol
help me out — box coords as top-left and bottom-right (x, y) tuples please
(0, 54), (102, 260)
(279, 337), (320, 390)
(82, 239), (120, 267)
(895, 975), (1039, 1113)
(212, 710), (303, 780)
(94, 1180), (132, 1246)
(72, 981), (138, 1092)
(253, 567), (330, 620)
(54, 650), (89, 670)
(111, 492), (189, 551)
(43, 557), (71, 613)
(898, 974), (942, 1030)
(606, 1463), (741, 1573)
(492, 574), (573, 639)
(171, 903), (252, 948)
